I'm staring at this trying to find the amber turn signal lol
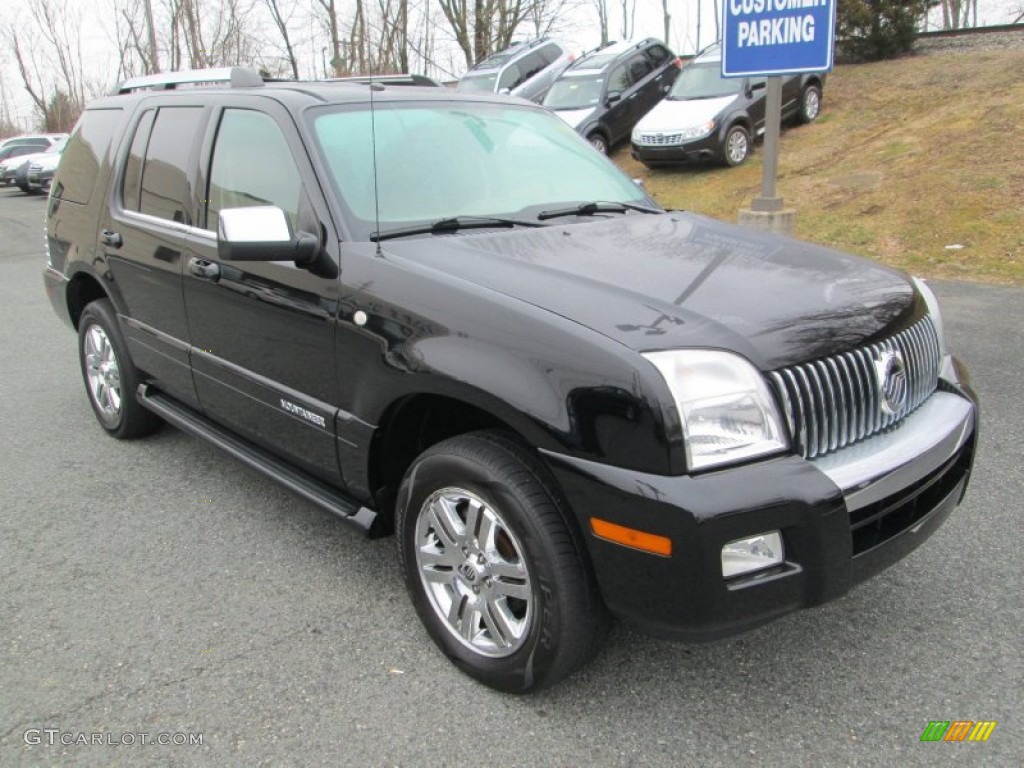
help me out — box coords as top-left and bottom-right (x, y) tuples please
(590, 517), (672, 557)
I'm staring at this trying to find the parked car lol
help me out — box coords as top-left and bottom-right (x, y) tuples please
(631, 43), (824, 168)
(44, 66), (975, 692)
(0, 133), (66, 154)
(26, 138), (68, 193)
(0, 143), (51, 184)
(456, 38), (572, 103)
(543, 39), (682, 154)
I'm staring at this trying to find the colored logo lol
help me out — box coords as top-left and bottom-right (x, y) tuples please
(920, 720), (997, 742)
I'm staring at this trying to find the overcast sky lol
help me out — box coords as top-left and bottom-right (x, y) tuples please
(0, 0), (1019, 129)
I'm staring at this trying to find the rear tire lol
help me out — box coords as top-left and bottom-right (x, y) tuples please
(799, 84), (822, 124)
(78, 299), (162, 439)
(396, 431), (609, 692)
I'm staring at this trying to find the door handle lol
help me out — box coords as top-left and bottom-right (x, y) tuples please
(100, 229), (122, 248)
(189, 257), (221, 281)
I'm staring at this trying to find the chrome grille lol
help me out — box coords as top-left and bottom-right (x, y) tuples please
(769, 316), (941, 459)
(635, 132), (683, 146)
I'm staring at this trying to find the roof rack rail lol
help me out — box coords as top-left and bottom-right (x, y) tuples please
(113, 67), (264, 95)
(326, 73), (442, 87)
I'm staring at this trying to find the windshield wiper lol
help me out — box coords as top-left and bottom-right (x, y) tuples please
(371, 215), (545, 242)
(537, 201), (662, 221)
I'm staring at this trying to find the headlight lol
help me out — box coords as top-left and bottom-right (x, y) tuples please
(678, 119), (716, 141)
(912, 277), (947, 356)
(644, 349), (789, 471)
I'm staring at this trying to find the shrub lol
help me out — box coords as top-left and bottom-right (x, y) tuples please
(837, 0), (933, 61)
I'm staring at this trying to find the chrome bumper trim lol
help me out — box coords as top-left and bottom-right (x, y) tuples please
(812, 391), (974, 512)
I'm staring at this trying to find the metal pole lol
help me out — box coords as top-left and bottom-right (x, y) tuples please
(752, 76), (783, 212)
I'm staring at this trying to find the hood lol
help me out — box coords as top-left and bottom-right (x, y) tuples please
(552, 107), (596, 129)
(381, 213), (919, 370)
(634, 94), (738, 135)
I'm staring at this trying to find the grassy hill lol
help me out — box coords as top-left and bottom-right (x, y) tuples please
(611, 47), (1024, 285)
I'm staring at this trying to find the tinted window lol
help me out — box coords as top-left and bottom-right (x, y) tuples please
(139, 107), (204, 224)
(647, 45), (671, 65)
(627, 54), (653, 85)
(0, 142), (47, 160)
(498, 63), (523, 91)
(538, 43), (563, 66)
(206, 109), (302, 233)
(519, 52), (547, 81)
(53, 109), (122, 205)
(607, 65), (628, 95)
(121, 110), (156, 213)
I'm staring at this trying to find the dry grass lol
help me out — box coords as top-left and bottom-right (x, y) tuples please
(611, 48), (1024, 285)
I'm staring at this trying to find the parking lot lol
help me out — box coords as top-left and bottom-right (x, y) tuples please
(0, 186), (1019, 766)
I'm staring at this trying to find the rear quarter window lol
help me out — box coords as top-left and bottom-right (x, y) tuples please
(52, 109), (123, 205)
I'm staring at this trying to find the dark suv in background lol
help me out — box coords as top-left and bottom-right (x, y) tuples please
(543, 39), (681, 154)
(44, 67), (976, 693)
(632, 43), (824, 167)
(456, 38), (571, 103)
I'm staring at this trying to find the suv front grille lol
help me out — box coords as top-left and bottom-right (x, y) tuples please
(768, 316), (941, 459)
(635, 132), (683, 146)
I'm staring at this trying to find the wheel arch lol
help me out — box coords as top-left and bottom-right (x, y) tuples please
(366, 392), (548, 530)
(66, 269), (110, 329)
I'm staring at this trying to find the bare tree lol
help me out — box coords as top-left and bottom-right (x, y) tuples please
(315, 0), (347, 76)
(265, 0), (300, 78)
(619, 0), (635, 40)
(592, 0), (610, 45)
(437, 0), (534, 67)
(661, 0), (670, 45)
(939, 0), (978, 29)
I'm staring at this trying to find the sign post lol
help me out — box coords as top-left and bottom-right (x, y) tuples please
(722, 0), (836, 233)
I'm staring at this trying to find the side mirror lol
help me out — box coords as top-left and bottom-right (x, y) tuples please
(217, 206), (319, 264)
(606, 92), (622, 106)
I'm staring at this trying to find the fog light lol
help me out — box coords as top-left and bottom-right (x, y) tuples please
(721, 532), (784, 579)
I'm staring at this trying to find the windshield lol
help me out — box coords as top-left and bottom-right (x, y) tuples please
(310, 102), (647, 240)
(543, 76), (605, 110)
(456, 74), (498, 93)
(668, 63), (742, 100)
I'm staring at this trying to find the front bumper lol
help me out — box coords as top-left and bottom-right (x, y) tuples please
(541, 369), (977, 641)
(631, 132), (722, 165)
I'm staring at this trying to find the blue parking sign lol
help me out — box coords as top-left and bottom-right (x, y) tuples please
(721, 0), (836, 77)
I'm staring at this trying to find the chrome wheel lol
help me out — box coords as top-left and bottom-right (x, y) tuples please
(802, 87), (821, 122)
(414, 487), (532, 658)
(84, 325), (121, 420)
(726, 127), (749, 165)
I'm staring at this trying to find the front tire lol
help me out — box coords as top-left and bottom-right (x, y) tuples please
(78, 299), (161, 439)
(723, 124), (750, 167)
(587, 132), (609, 154)
(396, 431), (608, 692)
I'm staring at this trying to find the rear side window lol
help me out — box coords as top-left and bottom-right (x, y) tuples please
(627, 54), (654, 85)
(538, 43), (563, 66)
(647, 45), (671, 65)
(121, 110), (156, 213)
(498, 63), (523, 91)
(138, 107), (204, 224)
(52, 109), (122, 205)
(518, 52), (547, 81)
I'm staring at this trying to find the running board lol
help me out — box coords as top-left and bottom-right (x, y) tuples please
(137, 384), (383, 537)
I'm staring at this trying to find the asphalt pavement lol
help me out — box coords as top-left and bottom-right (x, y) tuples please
(0, 187), (1020, 767)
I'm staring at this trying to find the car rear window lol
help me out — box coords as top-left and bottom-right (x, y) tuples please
(52, 108), (122, 205)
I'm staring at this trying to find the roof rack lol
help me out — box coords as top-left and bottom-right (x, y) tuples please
(325, 73), (442, 87)
(113, 67), (264, 95)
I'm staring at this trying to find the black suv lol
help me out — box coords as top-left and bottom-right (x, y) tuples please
(632, 43), (824, 167)
(45, 67), (977, 692)
(543, 38), (681, 154)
